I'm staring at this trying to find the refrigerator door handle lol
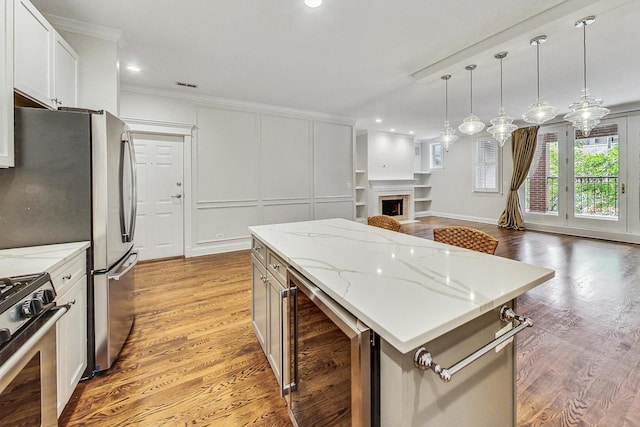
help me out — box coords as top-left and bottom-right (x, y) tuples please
(120, 132), (137, 243)
(108, 251), (139, 281)
(127, 133), (138, 242)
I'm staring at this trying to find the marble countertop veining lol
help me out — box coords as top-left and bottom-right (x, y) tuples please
(249, 218), (554, 354)
(0, 242), (90, 278)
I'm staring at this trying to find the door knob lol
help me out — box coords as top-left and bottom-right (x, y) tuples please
(621, 183), (626, 194)
(171, 194), (182, 199)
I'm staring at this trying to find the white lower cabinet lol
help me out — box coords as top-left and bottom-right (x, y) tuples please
(52, 251), (87, 417)
(251, 254), (268, 352)
(251, 238), (289, 391)
(267, 272), (286, 389)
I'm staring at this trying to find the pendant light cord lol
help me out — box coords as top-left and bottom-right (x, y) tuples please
(583, 24), (588, 90)
(499, 57), (504, 108)
(445, 78), (449, 122)
(469, 69), (473, 113)
(536, 42), (541, 101)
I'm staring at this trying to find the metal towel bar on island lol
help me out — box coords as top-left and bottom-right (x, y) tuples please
(413, 306), (532, 382)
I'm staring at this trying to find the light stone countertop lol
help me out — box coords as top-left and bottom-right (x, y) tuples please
(249, 218), (554, 354)
(0, 242), (90, 277)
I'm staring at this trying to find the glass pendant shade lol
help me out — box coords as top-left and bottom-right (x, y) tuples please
(438, 75), (458, 151)
(523, 99), (558, 124)
(458, 64), (485, 135)
(488, 107), (517, 146)
(564, 88), (609, 137)
(563, 16), (609, 137)
(487, 52), (517, 146)
(440, 120), (458, 151)
(459, 114), (485, 135)
(523, 35), (558, 124)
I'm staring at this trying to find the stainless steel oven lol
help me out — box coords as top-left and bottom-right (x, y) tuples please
(287, 269), (379, 427)
(0, 273), (70, 426)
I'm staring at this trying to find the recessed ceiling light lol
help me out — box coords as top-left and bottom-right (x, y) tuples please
(305, 0), (322, 7)
(127, 65), (141, 72)
(375, 118), (382, 123)
(390, 128), (396, 132)
(409, 131), (414, 134)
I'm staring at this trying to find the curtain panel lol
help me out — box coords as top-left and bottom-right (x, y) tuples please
(498, 126), (539, 230)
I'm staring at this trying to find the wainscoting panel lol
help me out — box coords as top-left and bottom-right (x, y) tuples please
(314, 200), (353, 220)
(314, 121), (353, 198)
(261, 115), (311, 200)
(196, 107), (259, 202)
(261, 202), (312, 225)
(195, 205), (259, 244)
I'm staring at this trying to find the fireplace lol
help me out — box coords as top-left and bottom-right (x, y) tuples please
(378, 194), (410, 220)
(382, 199), (403, 217)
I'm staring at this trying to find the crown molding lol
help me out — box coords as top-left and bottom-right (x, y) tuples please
(119, 84), (357, 125)
(45, 14), (122, 42)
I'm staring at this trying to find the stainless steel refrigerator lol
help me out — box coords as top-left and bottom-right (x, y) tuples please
(0, 106), (138, 373)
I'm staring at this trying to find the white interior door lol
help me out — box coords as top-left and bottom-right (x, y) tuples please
(133, 134), (184, 260)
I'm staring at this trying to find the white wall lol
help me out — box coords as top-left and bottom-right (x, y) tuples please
(58, 30), (118, 114)
(428, 134), (512, 224)
(120, 88), (354, 256)
(367, 131), (414, 180)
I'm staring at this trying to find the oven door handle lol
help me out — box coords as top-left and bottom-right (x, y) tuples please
(0, 306), (68, 379)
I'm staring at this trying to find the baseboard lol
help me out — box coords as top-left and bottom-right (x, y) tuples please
(427, 211), (499, 226)
(524, 223), (640, 244)
(187, 238), (251, 257)
(428, 211), (640, 244)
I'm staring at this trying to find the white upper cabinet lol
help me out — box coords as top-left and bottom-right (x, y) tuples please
(53, 32), (78, 108)
(14, 0), (78, 109)
(14, 0), (53, 106)
(0, 0), (14, 168)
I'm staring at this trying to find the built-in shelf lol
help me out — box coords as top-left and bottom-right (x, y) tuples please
(356, 202), (366, 206)
(355, 186), (366, 190)
(413, 171), (431, 220)
(356, 169), (366, 174)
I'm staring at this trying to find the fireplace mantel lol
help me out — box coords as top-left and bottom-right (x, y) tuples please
(370, 181), (415, 220)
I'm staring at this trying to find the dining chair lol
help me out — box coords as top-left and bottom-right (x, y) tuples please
(367, 215), (401, 232)
(432, 226), (498, 254)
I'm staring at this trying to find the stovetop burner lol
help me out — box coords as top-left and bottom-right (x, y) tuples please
(0, 273), (57, 346)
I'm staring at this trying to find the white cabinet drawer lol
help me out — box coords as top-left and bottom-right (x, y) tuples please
(267, 250), (287, 285)
(252, 237), (267, 266)
(50, 252), (85, 298)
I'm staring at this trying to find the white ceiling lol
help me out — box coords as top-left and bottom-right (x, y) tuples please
(32, 0), (640, 140)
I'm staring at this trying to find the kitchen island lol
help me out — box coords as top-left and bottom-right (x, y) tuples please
(249, 218), (554, 426)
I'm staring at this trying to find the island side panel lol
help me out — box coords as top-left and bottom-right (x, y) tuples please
(380, 301), (517, 427)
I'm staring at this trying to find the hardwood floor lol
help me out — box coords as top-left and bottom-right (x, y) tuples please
(60, 217), (640, 426)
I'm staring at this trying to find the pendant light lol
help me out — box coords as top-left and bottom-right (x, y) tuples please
(439, 74), (458, 151)
(563, 16), (609, 137)
(487, 51), (517, 147)
(522, 35), (558, 124)
(458, 64), (485, 135)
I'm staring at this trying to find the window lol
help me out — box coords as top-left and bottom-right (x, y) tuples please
(473, 138), (500, 193)
(429, 142), (443, 170)
(525, 130), (559, 214)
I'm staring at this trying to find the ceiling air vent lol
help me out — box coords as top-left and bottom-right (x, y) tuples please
(176, 81), (198, 88)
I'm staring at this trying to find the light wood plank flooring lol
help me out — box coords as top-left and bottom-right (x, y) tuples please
(60, 217), (640, 426)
